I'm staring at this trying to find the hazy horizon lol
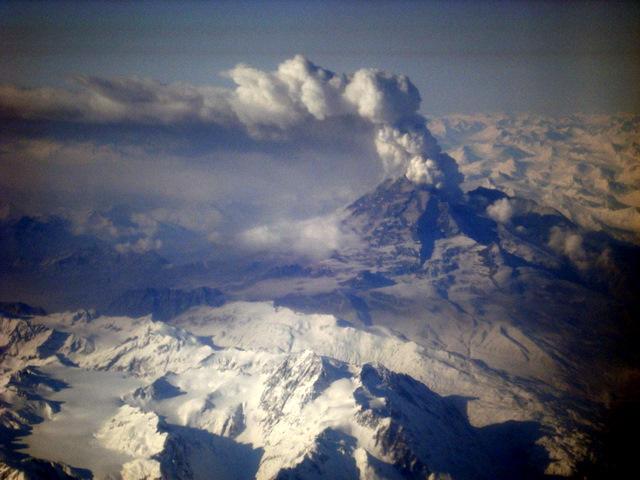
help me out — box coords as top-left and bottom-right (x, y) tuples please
(1, 0), (639, 115)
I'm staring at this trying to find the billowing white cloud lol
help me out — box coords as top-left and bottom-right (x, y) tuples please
(225, 56), (455, 189)
(375, 126), (438, 174)
(486, 198), (514, 223)
(343, 69), (420, 125)
(228, 58), (455, 190)
(548, 226), (589, 270)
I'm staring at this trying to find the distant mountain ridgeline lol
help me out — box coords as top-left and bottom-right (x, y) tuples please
(0, 302), (46, 319)
(105, 287), (225, 321)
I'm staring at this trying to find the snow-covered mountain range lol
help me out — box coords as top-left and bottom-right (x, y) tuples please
(429, 113), (640, 243)
(1, 170), (637, 478)
(0, 302), (586, 479)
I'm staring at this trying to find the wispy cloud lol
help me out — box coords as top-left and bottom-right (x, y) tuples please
(240, 212), (360, 260)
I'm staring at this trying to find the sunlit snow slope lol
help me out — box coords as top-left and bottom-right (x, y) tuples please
(1, 302), (594, 479)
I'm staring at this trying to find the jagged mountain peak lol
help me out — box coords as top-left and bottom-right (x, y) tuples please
(340, 176), (507, 273)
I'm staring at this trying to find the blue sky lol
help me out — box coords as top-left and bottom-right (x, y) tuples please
(1, 0), (638, 115)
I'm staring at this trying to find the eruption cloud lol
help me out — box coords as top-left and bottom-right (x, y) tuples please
(0, 55), (462, 192)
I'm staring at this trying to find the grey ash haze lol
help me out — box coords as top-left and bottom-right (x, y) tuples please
(0, 1), (639, 479)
